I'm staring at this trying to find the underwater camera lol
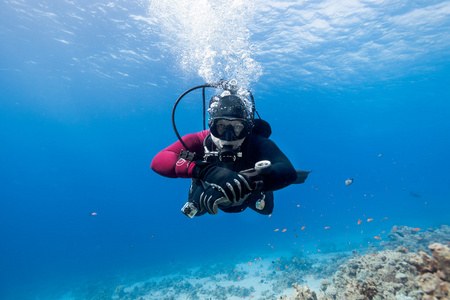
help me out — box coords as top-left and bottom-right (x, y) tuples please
(181, 160), (272, 218)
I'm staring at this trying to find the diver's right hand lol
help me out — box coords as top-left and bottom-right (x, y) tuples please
(198, 186), (230, 215)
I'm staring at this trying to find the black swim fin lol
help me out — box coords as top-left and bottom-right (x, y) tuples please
(294, 170), (311, 184)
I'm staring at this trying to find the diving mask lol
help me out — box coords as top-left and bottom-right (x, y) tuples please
(210, 118), (251, 141)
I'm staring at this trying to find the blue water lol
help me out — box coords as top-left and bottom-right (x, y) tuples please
(1, 0), (450, 299)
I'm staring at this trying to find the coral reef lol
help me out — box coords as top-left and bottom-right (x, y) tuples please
(410, 243), (450, 299)
(279, 284), (318, 300)
(282, 242), (450, 300)
(319, 248), (421, 299)
(381, 225), (450, 254)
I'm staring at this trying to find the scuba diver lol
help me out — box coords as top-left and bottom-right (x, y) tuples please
(151, 80), (310, 217)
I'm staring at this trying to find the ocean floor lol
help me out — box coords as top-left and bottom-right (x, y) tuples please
(110, 253), (333, 300)
(58, 225), (450, 300)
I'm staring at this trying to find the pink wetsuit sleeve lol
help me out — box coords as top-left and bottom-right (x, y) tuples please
(150, 130), (209, 178)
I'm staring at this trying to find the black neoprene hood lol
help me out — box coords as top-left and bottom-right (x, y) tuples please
(208, 95), (252, 121)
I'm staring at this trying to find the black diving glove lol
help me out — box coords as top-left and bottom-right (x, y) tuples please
(198, 186), (230, 215)
(193, 161), (254, 203)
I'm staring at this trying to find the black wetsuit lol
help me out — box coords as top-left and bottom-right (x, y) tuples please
(189, 132), (298, 216)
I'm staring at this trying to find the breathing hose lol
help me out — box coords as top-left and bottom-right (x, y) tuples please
(171, 80), (256, 151)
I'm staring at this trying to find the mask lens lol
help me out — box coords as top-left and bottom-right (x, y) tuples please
(212, 119), (248, 140)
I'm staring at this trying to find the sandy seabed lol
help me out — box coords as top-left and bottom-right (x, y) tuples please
(60, 225), (450, 300)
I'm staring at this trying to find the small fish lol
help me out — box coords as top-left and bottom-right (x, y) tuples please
(324, 226), (330, 229)
(357, 219), (362, 225)
(374, 236), (382, 240)
(274, 229), (279, 232)
(301, 226), (306, 230)
(412, 228), (421, 231)
(90, 212), (97, 216)
(297, 205), (301, 207)
(282, 229), (287, 232)
(238, 276), (241, 280)
(345, 178), (354, 186)
(367, 218), (373, 222)
(378, 154), (383, 158)
(248, 262), (252, 266)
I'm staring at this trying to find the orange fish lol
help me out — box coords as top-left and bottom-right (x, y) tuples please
(357, 219), (362, 225)
(238, 276), (241, 280)
(393, 228), (398, 231)
(374, 236), (382, 240)
(324, 227), (330, 229)
(367, 218), (373, 222)
(90, 212), (97, 216)
(301, 226), (306, 230)
(282, 229), (287, 232)
(412, 228), (421, 231)
(248, 262), (252, 266)
(274, 229), (279, 232)
(277, 267), (280, 271)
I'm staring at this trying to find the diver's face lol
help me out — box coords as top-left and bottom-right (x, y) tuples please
(215, 119), (245, 138)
